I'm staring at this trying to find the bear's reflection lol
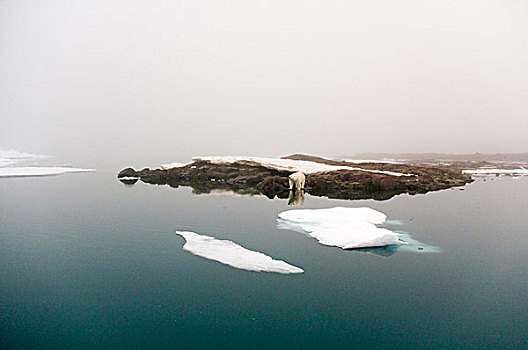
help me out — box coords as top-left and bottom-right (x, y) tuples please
(288, 190), (305, 206)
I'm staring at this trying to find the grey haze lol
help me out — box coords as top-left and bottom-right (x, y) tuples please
(1, 0), (527, 168)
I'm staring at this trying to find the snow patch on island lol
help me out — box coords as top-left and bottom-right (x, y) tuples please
(342, 158), (403, 164)
(277, 207), (406, 249)
(161, 162), (187, 170)
(193, 156), (413, 177)
(175, 231), (304, 274)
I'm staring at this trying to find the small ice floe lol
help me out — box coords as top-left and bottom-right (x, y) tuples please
(277, 207), (405, 249)
(193, 156), (413, 177)
(462, 168), (528, 176)
(0, 166), (95, 177)
(161, 162), (186, 170)
(175, 231), (304, 274)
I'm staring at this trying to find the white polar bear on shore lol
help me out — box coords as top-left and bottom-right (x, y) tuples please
(288, 171), (306, 191)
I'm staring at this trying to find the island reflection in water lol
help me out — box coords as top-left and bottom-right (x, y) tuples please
(119, 176), (415, 202)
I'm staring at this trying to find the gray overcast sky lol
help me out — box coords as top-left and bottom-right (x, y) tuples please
(1, 0), (527, 166)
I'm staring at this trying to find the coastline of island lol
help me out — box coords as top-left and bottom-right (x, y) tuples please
(117, 154), (495, 201)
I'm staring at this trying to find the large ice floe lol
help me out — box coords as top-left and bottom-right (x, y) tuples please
(277, 207), (405, 249)
(193, 156), (413, 177)
(0, 149), (95, 177)
(0, 167), (95, 177)
(175, 231), (304, 274)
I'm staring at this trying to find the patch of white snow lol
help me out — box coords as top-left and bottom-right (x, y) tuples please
(161, 162), (187, 170)
(193, 156), (413, 177)
(342, 158), (403, 164)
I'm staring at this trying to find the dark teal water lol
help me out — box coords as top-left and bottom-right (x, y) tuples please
(1, 170), (527, 349)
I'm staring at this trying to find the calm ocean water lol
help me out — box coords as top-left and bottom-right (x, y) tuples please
(1, 170), (527, 349)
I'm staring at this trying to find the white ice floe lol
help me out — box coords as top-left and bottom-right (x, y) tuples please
(0, 149), (50, 167)
(462, 168), (528, 176)
(0, 167), (95, 177)
(0, 159), (14, 168)
(277, 207), (406, 249)
(161, 162), (187, 170)
(176, 231), (304, 274)
(193, 156), (413, 177)
(0, 149), (95, 177)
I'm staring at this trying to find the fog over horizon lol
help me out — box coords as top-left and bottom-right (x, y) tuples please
(1, 0), (527, 167)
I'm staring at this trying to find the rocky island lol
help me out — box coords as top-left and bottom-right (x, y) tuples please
(116, 154), (489, 201)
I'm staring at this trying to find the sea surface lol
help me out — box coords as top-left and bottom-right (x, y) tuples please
(1, 169), (527, 349)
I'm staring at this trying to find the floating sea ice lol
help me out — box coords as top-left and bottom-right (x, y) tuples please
(0, 149), (95, 178)
(0, 149), (50, 167)
(0, 166), (95, 177)
(176, 231), (304, 274)
(277, 207), (406, 249)
(0, 149), (49, 161)
(0, 159), (14, 167)
(462, 168), (528, 176)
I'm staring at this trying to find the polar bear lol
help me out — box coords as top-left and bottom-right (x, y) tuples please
(288, 171), (306, 191)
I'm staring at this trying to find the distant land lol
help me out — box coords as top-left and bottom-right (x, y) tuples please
(345, 152), (528, 163)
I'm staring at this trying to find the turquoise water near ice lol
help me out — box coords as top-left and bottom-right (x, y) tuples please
(1, 171), (527, 349)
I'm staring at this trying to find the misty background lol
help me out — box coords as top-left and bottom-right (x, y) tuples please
(1, 0), (527, 169)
